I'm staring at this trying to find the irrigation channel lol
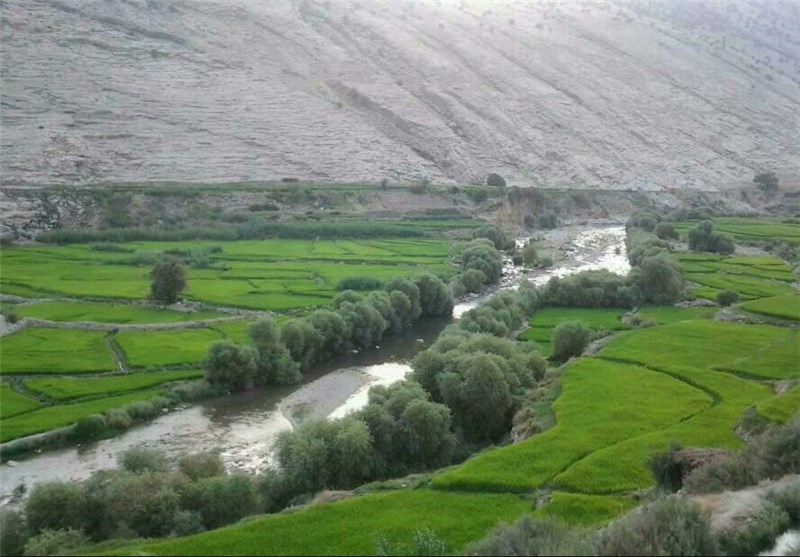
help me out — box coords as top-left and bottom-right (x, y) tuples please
(0, 224), (629, 504)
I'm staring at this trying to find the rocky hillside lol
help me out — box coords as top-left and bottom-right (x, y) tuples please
(2, 0), (799, 190)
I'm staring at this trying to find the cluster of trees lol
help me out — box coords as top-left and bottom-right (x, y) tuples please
(458, 286), (538, 338)
(205, 276), (454, 393)
(450, 226), (513, 298)
(688, 220), (735, 255)
(0, 449), (275, 556)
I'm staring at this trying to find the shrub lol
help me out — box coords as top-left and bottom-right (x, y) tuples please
(204, 341), (258, 392)
(180, 475), (261, 530)
(90, 243), (134, 253)
(655, 222), (679, 240)
(630, 252), (684, 305)
(467, 516), (587, 556)
(72, 414), (107, 443)
(551, 321), (592, 362)
(768, 482), (800, 524)
(23, 528), (89, 557)
(754, 171), (779, 193)
(1, 509), (29, 557)
(596, 496), (717, 556)
(467, 188), (489, 204)
(717, 289), (739, 307)
(688, 220), (735, 254)
(4, 310), (19, 324)
(104, 408), (133, 430)
(119, 447), (168, 474)
(647, 443), (685, 493)
(25, 482), (89, 534)
(375, 528), (448, 556)
(486, 173), (507, 188)
(719, 502), (790, 556)
(337, 276), (384, 291)
(471, 225), (515, 251)
(178, 451), (226, 481)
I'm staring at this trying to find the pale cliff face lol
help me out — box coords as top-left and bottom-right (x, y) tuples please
(2, 0), (798, 190)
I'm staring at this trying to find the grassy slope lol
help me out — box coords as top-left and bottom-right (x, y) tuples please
(0, 383), (41, 418)
(741, 294), (800, 321)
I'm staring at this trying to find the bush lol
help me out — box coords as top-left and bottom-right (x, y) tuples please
(119, 447), (168, 474)
(23, 528), (89, 557)
(719, 502), (790, 556)
(768, 482), (800, 524)
(717, 289), (739, 307)
(90, 243), (134, 253)
(630, 252), (684, 305)
(1, 509), (29, 557)
(688, 220), (735, 254)
(551, 321), (592, 362)
(466, 188), (489, 204)
(467, 516), (587, 556)
(655, 222), (679, 240)
(180, 475), (261, 530)
(337, 276), (384, 291)
(104, 408), (132, 430)
(471, 225), (515, 251)
(375, 528), (448, 556)
(414, 274), (453, 317)
(754, 171), (779, 193)
(72, 414), (107, 443)
(486, 173), (507, 188)
(25, 482), (89, 534)
(541, 270), (636, 308)
(204, 341), (258, 392)
(4, 310), (19, 324)
(597, 496), (717, 556)
(647, 443), (685, 493)
(178, 451), (226, 481)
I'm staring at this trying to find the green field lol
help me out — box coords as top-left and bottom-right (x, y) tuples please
(15, 301), (224, 324)
(757, 385), (800, 423)
(431, 358), (712, 492)
(101, 490), (532, 556)
(0, 238), (454, 311)
(24, 371), (203, 401)
(0, 328), (115, 374)
(675, 217), (800, 245)
(0, 383), (41, 418)
(517, 308), (629, 356)
(634, 306), (718, 324)
(0, 389), (165, 442)
(115, 328), (226, 368)
(741, 294), (800, 321)
(531, 493), (636, 526)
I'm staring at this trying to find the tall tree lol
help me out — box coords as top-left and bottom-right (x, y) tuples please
(150, 258), (187, 304)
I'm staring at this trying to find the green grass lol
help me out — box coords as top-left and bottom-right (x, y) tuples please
(15, 301), (224, 324)
(684, 271), (796, 301)
(757, 385), (800, 423)
(24, 370), (203, 401)
(0, 238), (454, 311)
(741, 295), (800, 321)
(1, 389), (164, 442)
(599, 320), (799, 380)
(0, 383), (41, 418)
(432, 358), (711, 492)
(635, 306), (717, 324)
(518, 308), (629, 356)
(115, 329), (225, 368)
(675, 218), (800, 245)
(98, 490), (532, 556)
(0, 328), (115, 374)
(532, 493), (636, 526)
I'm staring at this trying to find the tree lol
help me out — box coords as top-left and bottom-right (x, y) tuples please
(385, 278), (422, 322)
(414, 274), (454, 317)
(249, 319), (301, 385)
(688, 220), (735, 255)
(754, 171), (779, 193)
(150, 258), (187, 304)
(717, 289), (739, 307)
(655, 222), (679, 241)
(551, 321), (592, 362)
(281, 319), (322, 368)
(632, 253), (684, 305)
(204, 341), (258, 392)
(486, 173), (507, 188)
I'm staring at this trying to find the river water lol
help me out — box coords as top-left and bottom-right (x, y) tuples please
(0, 224), (628, 504)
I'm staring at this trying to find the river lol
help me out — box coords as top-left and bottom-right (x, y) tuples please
(0, 224), (628, 504)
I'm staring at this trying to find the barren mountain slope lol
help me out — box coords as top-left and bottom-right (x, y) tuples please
(1, 0), (798, 190)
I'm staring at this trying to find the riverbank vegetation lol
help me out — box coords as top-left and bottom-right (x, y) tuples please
(1, 208), (797, 557)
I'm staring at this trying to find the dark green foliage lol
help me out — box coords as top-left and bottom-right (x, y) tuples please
(717, 289), (739, 307)
(337, 300), (389, 350)
(486, 173), (507, 188)
(178, 451), (226, 481)
(25, 482), (90, 535)
(90, 243), (135, 253)
(414, 274), (454, 317)
(149, 258), (187, 304)
(522, 243), (538, 267)
(180, 475), (261, 530)
(332, 290), (363, 309)
(768, 482), (800, 524)
(23, 528), (89, 557)
(627, 211), (661, 232)
(276, 417), (375, 494)
(684, 415), (800, 494)
(467, 516), (588, 556)
(646, 443), (685, 492)
(655, 222), (679, 241)
(551, 321), (592, 362)
(626, 228), (671, 267)
(281, 318), (322, 368)
(467, 188), (490, 204)
(337, 276), (384, 291)
(537, 211), (559, 229)
(357, 381), (455, 477)
(204, 341), (258, 392)
(630, 253), (684, 305)
(308, 309), (352, 361)
(119, 447), (169, 474)
(385, 278), (422, 322)
(249, 319), (301, 385)
(471, 225), (515, 250)
(461, 238), (504, 283)
(719, 502), (790, 556)
(72, 414), (107, 443)
(597, 496), (717, 556)
(688, 220), (735, 254)
(1, 509), (29, 557)
(754, 171), (779, 193)
(541, 271), (637, 309)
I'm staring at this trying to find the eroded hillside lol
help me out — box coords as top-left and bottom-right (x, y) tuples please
(1, 0), (799, 189)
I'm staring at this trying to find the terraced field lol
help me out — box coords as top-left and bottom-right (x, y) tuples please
(14, 301), (225, 323)
(0, 238), (453, 311)
(741, 294), (800, 321)
(675, 217), (800, 245)
(676, 253), (797, 301)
